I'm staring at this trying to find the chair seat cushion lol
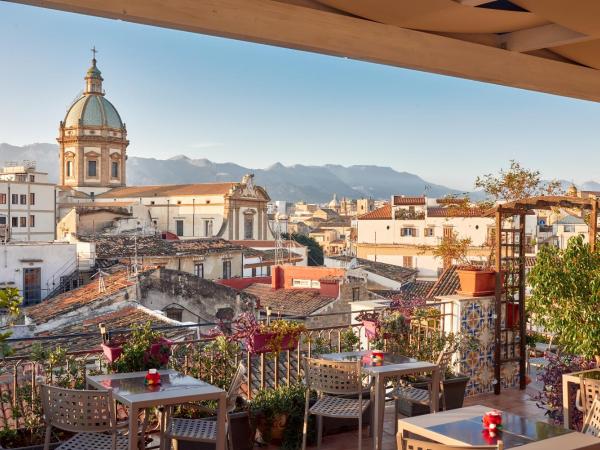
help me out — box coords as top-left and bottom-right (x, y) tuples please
(392, 385), (433, 405)
(310, 395), (369, 419)
(56, 432), (129, 450)
(168, 418), (218, 442)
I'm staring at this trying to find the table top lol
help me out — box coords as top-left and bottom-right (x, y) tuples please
(87, 369), (224, 408)
(398, 405), (594, 449)
(320, 351), (437, 375)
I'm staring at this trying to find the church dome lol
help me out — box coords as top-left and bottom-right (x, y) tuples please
(63, 55), (124, 130)
(64, 95), (123, 129)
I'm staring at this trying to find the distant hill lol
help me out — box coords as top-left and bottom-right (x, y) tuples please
(0, 143), (492, 202)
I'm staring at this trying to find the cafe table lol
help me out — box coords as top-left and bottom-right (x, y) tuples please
(321, 350), (440, 450)
(87, 369), (226, 450)
(398, 405), (600, 449)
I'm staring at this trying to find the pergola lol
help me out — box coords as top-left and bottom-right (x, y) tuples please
(494, 196), (599, 394)
(6, 0), (600, 102)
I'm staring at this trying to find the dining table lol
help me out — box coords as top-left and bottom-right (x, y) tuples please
(398, 404), (600, 449)
(86, 369), (226, 450)
(321, 350), (440, 450)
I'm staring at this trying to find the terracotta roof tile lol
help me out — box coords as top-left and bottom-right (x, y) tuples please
(79, 235), (243, 259)
(328, 256), (417, 284)
(25, 269), (137, 324)
(427, 207), (491, 218)
(243, 283), (335, 317)
(427, 266), (460, 298)
(96, 183), (237, 199)
(357, 204), (391, 220)
(393, 196), (426, 206)
(232, 240), (304, 248)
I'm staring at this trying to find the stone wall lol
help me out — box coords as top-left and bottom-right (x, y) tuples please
(138, 268), (258, 327)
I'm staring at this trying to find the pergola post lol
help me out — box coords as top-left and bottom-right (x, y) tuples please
(494, 209), (502, 395)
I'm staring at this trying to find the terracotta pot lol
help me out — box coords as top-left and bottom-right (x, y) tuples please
(247, 332), (299, 354)
(456, 269), (497, 297)
(101, 342), (122, 363)
(256, 413), (288, 444)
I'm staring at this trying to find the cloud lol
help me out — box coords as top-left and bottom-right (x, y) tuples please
(189, 142), (225, 149)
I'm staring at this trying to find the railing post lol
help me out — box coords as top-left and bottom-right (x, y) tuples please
(246, 351), (252, 400)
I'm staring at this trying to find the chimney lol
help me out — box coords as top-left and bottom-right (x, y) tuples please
(272, 265), (284, 289)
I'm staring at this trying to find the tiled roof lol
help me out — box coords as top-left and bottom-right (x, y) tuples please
(232, 240), (304, 248)
(80, 235), (243, 259)
(243, 283), (336, 317)
(393, 196), (426, 206)
(329, 256), (417, 284)
(427, 266), (460, 298)
(25, 269), (137, 324)
(12, 305), (192, 357)
(426, 207), (491, 218)
(96, 183), (237, 199)
(372, 279), (436, 300)
(357, 204), (391, 220)
(555, 215), (585, 224)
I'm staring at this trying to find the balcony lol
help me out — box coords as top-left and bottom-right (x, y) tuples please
(0, 302), (561, 450)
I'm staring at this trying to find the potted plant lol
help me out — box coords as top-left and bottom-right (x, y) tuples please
(111, 322), (172, 372)
(395, 330), (475, 416)
(232, 312), (305, 354)
(250, 383), (309, 448)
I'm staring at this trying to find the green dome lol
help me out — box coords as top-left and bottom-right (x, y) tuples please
(64, 94), (124, 129)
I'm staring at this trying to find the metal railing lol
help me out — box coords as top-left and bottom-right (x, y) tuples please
(0, 302), (457, 432)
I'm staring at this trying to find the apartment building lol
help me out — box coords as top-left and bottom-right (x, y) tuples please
(0, 163), (56, 241)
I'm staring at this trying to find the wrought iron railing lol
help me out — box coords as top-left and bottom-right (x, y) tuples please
(0, 302), (457, 433)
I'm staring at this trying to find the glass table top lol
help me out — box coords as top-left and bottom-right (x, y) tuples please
(97, 372), (209, 398)
(320, 351), (417, 367)
(427, 411), (572, 448)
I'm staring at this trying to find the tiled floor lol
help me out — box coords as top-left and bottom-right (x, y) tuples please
(311, 387), (547, 450)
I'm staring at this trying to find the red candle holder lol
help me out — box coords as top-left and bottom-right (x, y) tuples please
(145, 368), (161, 386)
(482, 410), (503, 434)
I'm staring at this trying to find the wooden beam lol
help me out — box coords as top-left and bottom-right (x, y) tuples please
(500, 23), (591, 52)
(455, 0), (490, 5)
(7, 0), (600, 102)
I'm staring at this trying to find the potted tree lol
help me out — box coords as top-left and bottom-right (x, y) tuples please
(110, 322), (172, 372)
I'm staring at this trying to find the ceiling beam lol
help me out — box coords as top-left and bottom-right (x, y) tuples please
(500, 23), (591, 52)
(7, 0), (600, 102)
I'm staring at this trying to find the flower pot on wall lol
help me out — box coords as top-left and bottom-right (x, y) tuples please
(247, 332), (298, 354)
(101, 342), (122, 363)
(457, 269), (497, 297)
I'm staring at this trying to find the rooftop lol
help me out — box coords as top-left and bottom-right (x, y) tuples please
(79, 235), (243, 259)
(329, 256), (417, 284)
(357, 204), (391, 220)
(393, 196), (426, 206)
(426, 206), (492, 218)
(243, 283), (336, 317)
(95, 182), (237, 198)
(428, 265), (460, 298)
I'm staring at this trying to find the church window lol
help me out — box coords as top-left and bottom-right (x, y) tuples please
(0, 194), (6, 204)
(88, 160), (97, 177)
(20, 195), (27, 205)
(19, 217), (26, 227)
(244, 214), (254, 239)
(11, 217), (17, 227)
(11, 194), (18, 205)
(111, 161), (119, 178)
(29, 193), (35, 205)
(29, 175), (35, 183)
(66, 161), (73, 177)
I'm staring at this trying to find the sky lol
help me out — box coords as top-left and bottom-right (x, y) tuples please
(1, 3), (600, 190)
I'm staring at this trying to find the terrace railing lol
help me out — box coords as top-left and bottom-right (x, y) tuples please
(0, 302), (457, 434)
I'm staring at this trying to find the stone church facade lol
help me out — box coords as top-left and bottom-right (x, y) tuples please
(57, 56), (272, 241)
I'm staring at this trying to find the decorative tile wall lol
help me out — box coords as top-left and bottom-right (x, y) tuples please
(443, 295), (520, 396)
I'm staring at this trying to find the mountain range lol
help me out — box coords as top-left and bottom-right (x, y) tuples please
(1, 143), (594, 203)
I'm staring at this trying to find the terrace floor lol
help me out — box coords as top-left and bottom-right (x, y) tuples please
(305, 386), (546, 450)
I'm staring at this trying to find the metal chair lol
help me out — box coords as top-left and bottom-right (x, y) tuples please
(576, 375), (600, 415)
(301, 357), (369, 450)
(163, 362), (246, 450)
(392, 343), (455, 433)
(402, 437), (503, 450)
(40, 384), (128, 450)
(582, 397), (600, 437)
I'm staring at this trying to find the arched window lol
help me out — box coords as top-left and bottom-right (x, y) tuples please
(66, 161), (73, 177)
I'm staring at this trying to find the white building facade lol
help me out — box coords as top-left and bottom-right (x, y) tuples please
(0, 241), (77, 305)
(0, 164), (56, 241)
